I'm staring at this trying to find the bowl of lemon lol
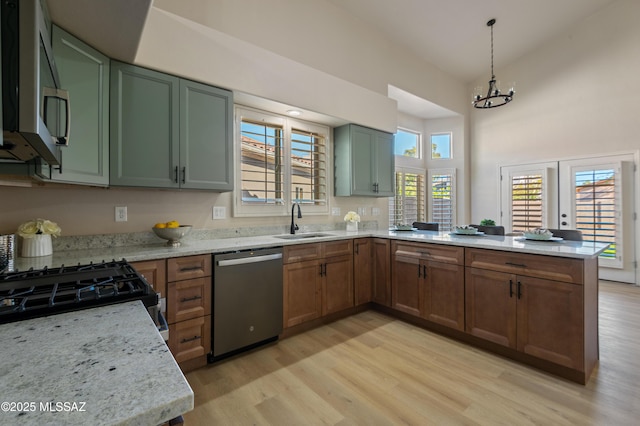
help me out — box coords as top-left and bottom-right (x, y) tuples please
(152, 221), (192, 247)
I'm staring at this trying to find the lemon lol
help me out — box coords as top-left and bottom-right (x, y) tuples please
(166, 220), (180, 228)
(154, 223), (167, 229)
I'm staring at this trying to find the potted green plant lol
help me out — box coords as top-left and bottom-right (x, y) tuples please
(479, 219), (496, 226)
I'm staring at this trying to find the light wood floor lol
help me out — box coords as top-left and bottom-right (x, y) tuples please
(184, 281), (640, 425)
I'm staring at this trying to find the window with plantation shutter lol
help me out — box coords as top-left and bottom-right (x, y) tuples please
(291, 128), (327, 206)
(235, 107), (330, 217)
(574, 167), (619, 262)
(389, 169), (425, 228)
(429, 169), (456, 231)
(511, 174), (543, 231)
(240, 120), (284, 206)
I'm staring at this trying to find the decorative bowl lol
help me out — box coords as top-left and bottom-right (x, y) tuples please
(453, 225), (478, 235)
(152, 225), (192, 247)
(523, 228), (553, 240)
(395, 224), (414, 231)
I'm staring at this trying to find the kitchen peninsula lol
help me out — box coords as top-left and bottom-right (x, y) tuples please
(6, 230), (609, 385)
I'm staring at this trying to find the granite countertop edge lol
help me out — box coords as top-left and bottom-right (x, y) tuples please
(0, 301), (194, 426)
(10, 230), (609, 271)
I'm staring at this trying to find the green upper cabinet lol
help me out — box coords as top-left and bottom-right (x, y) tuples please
(179, 80), (233, 190)
(43, 25), (110, 186)
(334, 124), (394, 197)
(109, 61), (233, 191)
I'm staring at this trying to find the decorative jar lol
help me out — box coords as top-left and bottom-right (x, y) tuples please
(21, 234), (53, 257)
(346, 221), (358, 232)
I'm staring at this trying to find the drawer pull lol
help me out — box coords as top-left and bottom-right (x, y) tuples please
(505, 262), (527, 268)
(180, 295), (202, 302)
(180, 335), (201, 344)
(179, 266), (202, 272)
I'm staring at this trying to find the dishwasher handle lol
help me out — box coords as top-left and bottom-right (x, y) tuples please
(216, 252), (282, 267)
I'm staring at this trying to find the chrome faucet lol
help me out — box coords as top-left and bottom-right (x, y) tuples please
(290, 203), (302, 234)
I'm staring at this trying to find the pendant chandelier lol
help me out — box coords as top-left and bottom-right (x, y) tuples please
(473, 18), (514, 109)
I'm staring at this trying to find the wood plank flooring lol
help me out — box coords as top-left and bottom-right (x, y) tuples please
(184, 281), (640, 425)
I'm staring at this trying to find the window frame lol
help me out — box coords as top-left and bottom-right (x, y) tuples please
(234, 106), (331, 217)
(428, 168), (456, 231)
(430, 132), (452, 160)
(389, 167), (426, 228)
(394, 127), (422, 159)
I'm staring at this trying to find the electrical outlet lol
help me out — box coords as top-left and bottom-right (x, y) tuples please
(357, 207), (366, 216)
(213, 206), (226, 219)
(372, 207), (380, 216)
(332, 207), (341, 216)
(115, 206), (127, 222)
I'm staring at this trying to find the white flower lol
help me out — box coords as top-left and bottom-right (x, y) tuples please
(17, 218), (62, 238)
(343, 211), (361, 223)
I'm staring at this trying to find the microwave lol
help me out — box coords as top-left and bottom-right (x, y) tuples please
(1, 0), (70, 165)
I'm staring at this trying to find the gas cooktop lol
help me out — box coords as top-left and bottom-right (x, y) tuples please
(0, 259), (158, 325)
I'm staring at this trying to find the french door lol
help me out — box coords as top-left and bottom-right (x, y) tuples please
(558, 155), (635, 283)
(501, 154), (636, 284)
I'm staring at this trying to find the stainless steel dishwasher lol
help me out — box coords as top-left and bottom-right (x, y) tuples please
(210, 247), (283, 360)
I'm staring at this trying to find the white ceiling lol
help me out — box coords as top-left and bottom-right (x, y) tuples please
(326, 0), (617, 84)
(48, 0), (618, 120)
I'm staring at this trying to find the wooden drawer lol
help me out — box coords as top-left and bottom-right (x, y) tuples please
(465, 248), (583, 284)
(169, 315), (211, 363)
(284, 243), (322, 264)
(130, 259), (167, 300)
(392, 241), (463, 265)
(167, 255), (211, 282)
(322, 240), (353, 258)
(167, 277), (212, 323)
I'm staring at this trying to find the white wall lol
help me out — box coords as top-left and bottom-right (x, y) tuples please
(469, 0), (640, 224)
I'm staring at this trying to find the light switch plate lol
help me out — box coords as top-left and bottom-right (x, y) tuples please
(213, 206), (226, 219)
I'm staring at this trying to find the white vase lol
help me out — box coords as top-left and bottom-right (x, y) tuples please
(21, 234), (53, 257)
(346, 221), (358, 232)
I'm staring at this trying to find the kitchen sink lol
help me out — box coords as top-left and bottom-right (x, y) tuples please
(273, 233), (334, 240)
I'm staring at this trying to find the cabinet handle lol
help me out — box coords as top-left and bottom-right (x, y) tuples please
(180, 335), (201, 344)
(179, 266), (202, 272)
(323, 263), (327, 276)
(423, 265), (427, 278)
(319, 264), (324, 277)
(182, 166), (186, 184)
(509, 279), (514, 297)
(180, 295), (202, 303)
(505, 262), (527, 268)
(355, 243), (359, 255)
(174, 166), (179, 183)
(417, 264), (421, 277)
(517, 281), (522, 299)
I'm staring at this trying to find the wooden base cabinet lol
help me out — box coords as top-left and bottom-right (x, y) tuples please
(283, 241), (354, 328)
(372, 239), (391, 306)
(465, 248), (597, 382)
(354, 238), (373, 305)
(166, 255), (212, 368)
(391, 242), (465, 330)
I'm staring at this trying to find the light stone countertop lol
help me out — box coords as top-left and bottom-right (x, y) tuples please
(0, 301), (193, 426)
(10, 230), (609, 271)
